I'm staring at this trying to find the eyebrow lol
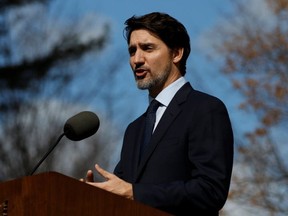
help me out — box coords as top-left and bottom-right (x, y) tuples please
(128, 42), (155, 49)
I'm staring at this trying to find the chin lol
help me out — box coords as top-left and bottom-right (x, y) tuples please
(136, 80), (150, 90)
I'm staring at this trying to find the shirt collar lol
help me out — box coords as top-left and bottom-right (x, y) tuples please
(148, 77), (187, 106)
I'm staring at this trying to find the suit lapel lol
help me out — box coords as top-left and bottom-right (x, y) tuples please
(136, 83), (193, 179)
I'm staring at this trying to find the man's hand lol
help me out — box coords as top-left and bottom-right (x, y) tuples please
(81, 164), (134, 200)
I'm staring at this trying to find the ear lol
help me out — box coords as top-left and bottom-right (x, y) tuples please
(172, 47), (184, 64)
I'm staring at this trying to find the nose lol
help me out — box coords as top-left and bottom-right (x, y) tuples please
(132, 50), (144, 66)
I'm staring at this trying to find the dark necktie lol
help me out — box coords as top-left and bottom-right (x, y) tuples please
(141, 99), (161, 155)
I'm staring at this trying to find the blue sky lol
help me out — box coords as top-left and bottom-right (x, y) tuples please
(7, 2), (285, 214)
(49, 0), (256, 137)
(69, 1), (254, 127)
(59, 0), (234, 46)
(96, 0), (232, 37)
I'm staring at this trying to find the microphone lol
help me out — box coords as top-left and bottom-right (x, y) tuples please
(64, 111), (100, 141)
(29, 111), (100, 175)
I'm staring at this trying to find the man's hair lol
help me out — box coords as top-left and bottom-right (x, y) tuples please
(124, 12), (191, 76)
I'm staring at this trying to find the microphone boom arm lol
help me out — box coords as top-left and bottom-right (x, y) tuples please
(30, 133), (65, 175)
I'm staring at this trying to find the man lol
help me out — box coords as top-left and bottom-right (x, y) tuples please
(83, 12), (234, 216)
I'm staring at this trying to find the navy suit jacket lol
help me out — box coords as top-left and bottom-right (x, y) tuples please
(114, 82), (234, 216)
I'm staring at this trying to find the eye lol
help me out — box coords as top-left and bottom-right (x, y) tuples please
(128, 47), (136, 56)
(142, 44), (154, 52)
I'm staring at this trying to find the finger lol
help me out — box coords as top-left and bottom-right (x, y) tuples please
(86, 182), (107, 190)
(95, 164), (111, 180)
(86, 169), (94, 182)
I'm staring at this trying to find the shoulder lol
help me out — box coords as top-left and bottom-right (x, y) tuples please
(191, 89), (225, 105)
(178, 82), (227, 109)
(177, 86), (229, 118)
(125, 113), (145, 133)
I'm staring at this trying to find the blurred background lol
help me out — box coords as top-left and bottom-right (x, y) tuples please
(0, 0), (287, 215)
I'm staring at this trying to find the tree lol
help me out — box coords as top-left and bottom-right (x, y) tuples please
(207, 0), (288, 215)
(0, 0), (125, 181)
(0, 1), (108, 112)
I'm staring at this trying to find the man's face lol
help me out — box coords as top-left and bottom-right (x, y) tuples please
(128, 29), (181, 97)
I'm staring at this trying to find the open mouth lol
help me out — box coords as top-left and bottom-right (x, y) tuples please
(135, 69), (148, 79)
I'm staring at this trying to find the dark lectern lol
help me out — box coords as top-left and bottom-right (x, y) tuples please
(0, 172), (170, 216)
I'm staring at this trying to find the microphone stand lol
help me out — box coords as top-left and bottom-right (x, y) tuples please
(30, 133), (65, 175)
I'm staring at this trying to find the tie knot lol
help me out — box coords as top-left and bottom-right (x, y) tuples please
(147, 99), (161, 114)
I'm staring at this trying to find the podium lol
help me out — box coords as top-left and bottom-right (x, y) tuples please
(0, 172), (170, 216)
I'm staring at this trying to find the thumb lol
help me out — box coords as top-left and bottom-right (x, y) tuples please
(86, 169), (94, 182)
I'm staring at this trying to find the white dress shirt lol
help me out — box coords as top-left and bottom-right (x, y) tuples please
(148, 76), (187, 131)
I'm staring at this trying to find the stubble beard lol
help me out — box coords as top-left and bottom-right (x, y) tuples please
(135, 64), (172, 92)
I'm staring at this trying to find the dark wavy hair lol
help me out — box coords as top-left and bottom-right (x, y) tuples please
(124, 12), (191, 76)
